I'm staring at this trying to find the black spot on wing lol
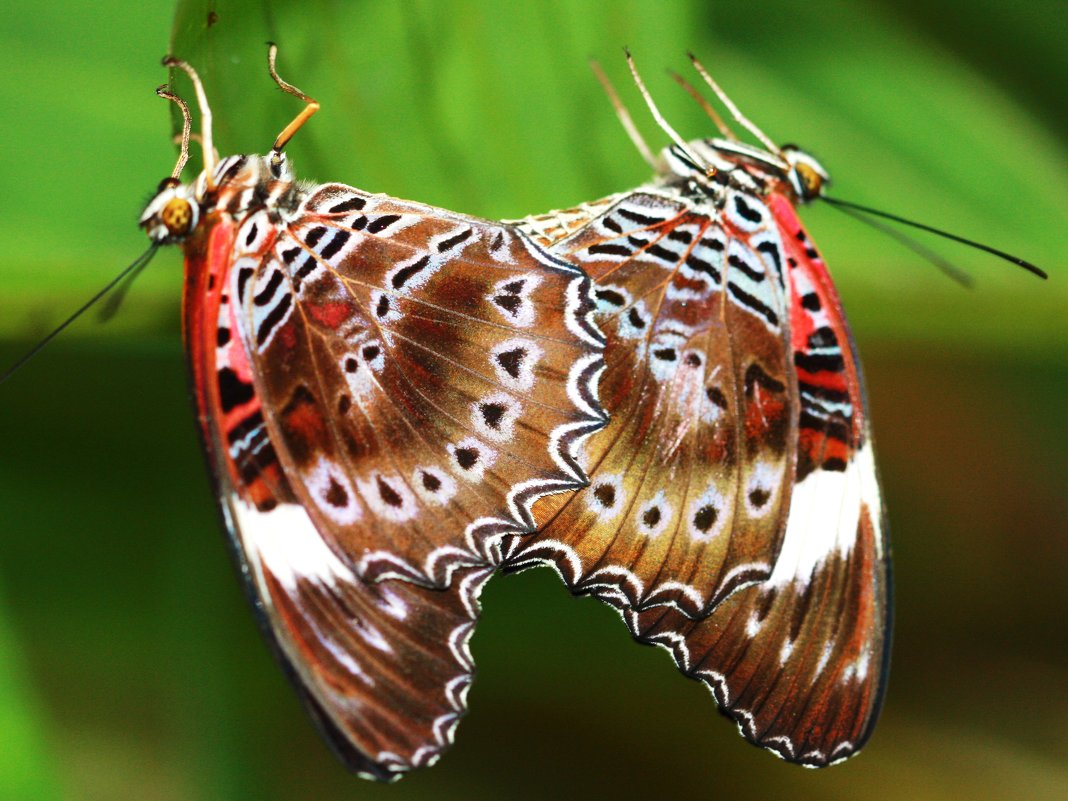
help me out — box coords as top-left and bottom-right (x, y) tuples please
(320, 230), (350, 260)
(253, 271), (284, 306)
(595, 288), (626, 307)
(391, 255), (431, 290)
(479, 402), (506, 430)
(256, 292), (292, 345)
(375, 295), (391, 319)
(436, 228), (473, 252)
(592, 483), (616, 508)
(325, 477), (349, 507)
(367, 214), (402, 234)
(727, 283), (779, 327)
(304, 226), (327, 248)
(744, 363), (787, 396)
(693, 505), (718, 533)
(327, 196), (366, 214)
(493, 294), (522, 315)
(496, 347), (525, 378)
(795, 350), (845, 374)
(217, 367), (255, 413)
(455, 447), (479, 470)
(376, 476), (403, 507)
(728, 252), (765, 283)
(617, 207), (666, 226)
(733, 194), (763, 224)
(706, 386), (728, 409)
(588, 243), (632, 257)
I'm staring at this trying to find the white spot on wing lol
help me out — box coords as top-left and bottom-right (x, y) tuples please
(490, 338), (543, 392)
(355, 471), (418, 523)
(306, 456), (362, 524)
(234, 499), (350, 591)
(745, 460), (781, 516)
(412, 466), (458, 505)
(688, 484), (728, 541)
(636, 491), (671, 537)
(769, 444), (878, 588)
(586, 474), (624, 520)
(470, 392), (522, 443)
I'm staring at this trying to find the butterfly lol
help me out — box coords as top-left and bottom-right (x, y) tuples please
(501, 54), (890, 766)
(138, 48), (606, 781)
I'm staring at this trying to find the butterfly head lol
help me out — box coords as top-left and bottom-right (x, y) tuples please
(658, 139), (831, 206)
(140, 154), (295, 245)
(140, 176), (200, 244)
(780, 145), (830, 203)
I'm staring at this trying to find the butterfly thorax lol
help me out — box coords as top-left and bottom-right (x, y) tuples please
(656, 139), (830, 209)
(140, 153), (307, 246)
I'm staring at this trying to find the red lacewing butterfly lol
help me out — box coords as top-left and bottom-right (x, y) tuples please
(138, 48), (605, 781)
(503, 54), (890, 767)
(504, 53), (1042, 766)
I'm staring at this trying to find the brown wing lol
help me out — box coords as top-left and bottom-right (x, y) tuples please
(228, 185), (605, 588)
(182, 217), (499, 780)
(504, 189), (797, 617)
(624, 195), (890, 766)
(229, 493), (495, 780)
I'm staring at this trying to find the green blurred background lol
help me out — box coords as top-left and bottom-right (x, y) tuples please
(1, 1), (1065, 799)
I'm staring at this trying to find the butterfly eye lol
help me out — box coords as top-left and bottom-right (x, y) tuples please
(793, 161), (824, 201)
(161, 196), (195, 236)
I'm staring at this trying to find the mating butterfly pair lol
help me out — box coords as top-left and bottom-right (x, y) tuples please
(139, 47), (888, 781)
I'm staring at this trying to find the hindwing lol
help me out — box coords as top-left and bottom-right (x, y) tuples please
(626, 196), (889, 765)
(506, 188), (796, 617)
(219, 179), (605, 588)
(504, 179), (888, 766)
(179, 161), (607, 779)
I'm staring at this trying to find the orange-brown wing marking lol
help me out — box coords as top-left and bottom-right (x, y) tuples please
(624, 194), (889, 766)
(180, 212), (499, 781)
(228, 185), (606, 588)
(506, 189), (797, 617)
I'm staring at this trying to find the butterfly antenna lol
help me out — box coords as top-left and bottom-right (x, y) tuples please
(667, 69), (736, 141)
(625, 49), (712, 176)
(822, 196), (1047, 279)
(0, 246), (159, 386)
(162, 56), (217, 185)
(156, 85), (192, 180)
(687, 52), (785, 164)
(590, 59), (657, 169)
(267, 42), (320, 153)
(827, 202), (974, 287)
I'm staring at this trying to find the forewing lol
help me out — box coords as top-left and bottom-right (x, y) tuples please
(182, 218), (496, 780)
(625, 196), (890, 766)
(230, 186), (605, 587)
(506, 189), (797, 616)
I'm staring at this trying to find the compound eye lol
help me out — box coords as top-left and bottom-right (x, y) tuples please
(794, 162), (824, 200)
(161, 197), (194, 236)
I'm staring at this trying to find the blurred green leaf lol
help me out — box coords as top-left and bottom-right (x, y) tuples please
(2, 0), (1064, 356)
(0, 588), (61, 801)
